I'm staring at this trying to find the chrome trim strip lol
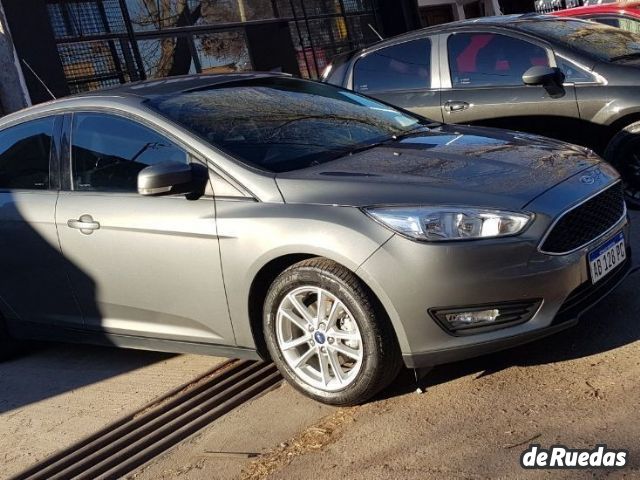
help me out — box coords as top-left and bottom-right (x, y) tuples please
(538, 181), (627, 256)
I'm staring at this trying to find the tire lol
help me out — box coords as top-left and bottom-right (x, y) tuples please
(604, 121), (640, 209)
(263, 258), (402, 406)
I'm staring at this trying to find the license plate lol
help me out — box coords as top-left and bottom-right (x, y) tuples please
(588, 231), (626, 284)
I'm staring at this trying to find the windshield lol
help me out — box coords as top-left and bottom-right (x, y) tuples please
(146, 77), (424, 173)
(521, 19), (640, 61)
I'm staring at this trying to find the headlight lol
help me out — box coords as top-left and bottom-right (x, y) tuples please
(364, 206), (532, 241)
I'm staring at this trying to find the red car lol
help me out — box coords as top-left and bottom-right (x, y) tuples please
(552, 2), (640, 31)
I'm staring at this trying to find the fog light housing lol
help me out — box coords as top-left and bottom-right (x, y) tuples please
(430, 300), (541, 336)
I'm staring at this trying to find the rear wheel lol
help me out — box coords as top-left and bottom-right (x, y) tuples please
(263, 258), (402, 405)
(604, 121), (640, 209)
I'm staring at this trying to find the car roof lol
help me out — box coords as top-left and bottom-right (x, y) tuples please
(401, 13), (559, 31)
(341, 14), (573, 57)
(0, 72), (294, 126)
(72, 71), (291, 99)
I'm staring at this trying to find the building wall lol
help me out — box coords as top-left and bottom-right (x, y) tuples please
(0, 3), (30, 114)
(2, 0), (69, 105)
(416, 0), (502, 25)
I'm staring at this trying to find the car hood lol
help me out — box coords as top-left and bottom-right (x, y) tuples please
(275, 124), (601, 210)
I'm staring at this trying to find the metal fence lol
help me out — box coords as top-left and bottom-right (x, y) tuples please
(46, 0), (144, 93)
(45, 0), (381, 94)
(275, 0), (380, 77)
(534, 0), (583, 13)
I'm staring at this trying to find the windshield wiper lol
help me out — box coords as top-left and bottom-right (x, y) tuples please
(610, 52), (640, 62)
(333, 125), (433, 158)
(320, 137), (395, 164)
(391, 124), (433, 141)
(321, 124), (435, 163)
(348, 138), (396, 154)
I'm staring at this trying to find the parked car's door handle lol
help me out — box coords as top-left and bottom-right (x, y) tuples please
(444, 101), (470, 112)
(67, 214), (100, 235)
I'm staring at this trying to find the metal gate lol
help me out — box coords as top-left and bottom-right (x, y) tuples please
(45, 0), (381, 94)
(46, 0), (145, 94)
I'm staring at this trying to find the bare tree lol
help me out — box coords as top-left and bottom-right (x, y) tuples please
(129, 0), (274, 78)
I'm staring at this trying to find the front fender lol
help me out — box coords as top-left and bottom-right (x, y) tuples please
(215, 200), (394, 348)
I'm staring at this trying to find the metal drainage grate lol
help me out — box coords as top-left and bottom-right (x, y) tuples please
(9, 359), (281, 480)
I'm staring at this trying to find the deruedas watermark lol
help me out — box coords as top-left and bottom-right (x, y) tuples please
(521, 444), (628, 469)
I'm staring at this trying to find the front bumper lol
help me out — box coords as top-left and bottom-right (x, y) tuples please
(403, 255), (630, 367)
(356, 214), (631, 369)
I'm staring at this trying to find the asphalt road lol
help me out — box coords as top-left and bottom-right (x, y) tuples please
(1, 213), (639, 480)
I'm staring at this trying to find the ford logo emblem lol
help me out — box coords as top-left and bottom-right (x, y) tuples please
(580, 175), (595, 185)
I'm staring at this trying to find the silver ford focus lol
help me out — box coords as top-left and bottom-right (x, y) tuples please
(0, 74), (629, 405)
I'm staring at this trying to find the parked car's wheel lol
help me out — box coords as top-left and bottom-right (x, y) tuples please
(605, 121), (640, 209)
(263, 258), (402, 405)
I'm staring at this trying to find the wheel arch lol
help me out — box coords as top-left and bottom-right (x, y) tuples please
(607, 111), (640, 142)
(247, 253), (403, 360)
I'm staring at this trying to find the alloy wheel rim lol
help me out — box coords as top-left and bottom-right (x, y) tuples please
(275, 286), (364, 392)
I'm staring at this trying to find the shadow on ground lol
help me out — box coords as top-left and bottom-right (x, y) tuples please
(0, 342), (174, 414)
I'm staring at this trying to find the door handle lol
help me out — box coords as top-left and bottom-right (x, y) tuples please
(68, 214), (100, 235)
(444, 101), (470, 112)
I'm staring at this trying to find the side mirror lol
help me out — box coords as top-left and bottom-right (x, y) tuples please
(138, 161), (194, 196)
(522, 66), (565, 86)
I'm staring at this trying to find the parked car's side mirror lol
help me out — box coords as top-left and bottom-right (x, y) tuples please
(522, 66), (565, 86)
(138, 161), (194, 196)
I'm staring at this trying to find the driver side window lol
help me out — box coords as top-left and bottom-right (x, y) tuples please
(71, 113), (187, 192)
(448, 32), (550, 87)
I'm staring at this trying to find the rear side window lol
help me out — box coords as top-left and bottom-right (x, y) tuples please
(448, 33), (550, 87)
(589, 15), (640, 33)
(71, 113), (187, 192)
(589, 16), (621, 28)
(0, 117), (54, 190)
(353, 38), (431, 93)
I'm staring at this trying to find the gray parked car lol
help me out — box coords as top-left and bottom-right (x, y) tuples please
(0, 74), (630, 405)
(322, 15), (640, 207)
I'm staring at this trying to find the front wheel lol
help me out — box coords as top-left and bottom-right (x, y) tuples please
(604, 121), (640, 209)
(263, 258), (402, 405)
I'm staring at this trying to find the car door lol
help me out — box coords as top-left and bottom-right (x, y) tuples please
(439, 30), (581, 140)
(351, 36), (443, 122)
(55, 111), (235, 345)
(0, 115), (82, 328)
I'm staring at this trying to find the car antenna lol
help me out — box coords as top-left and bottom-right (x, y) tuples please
(21, 59), (56, 100)
(368, 23), (384, 41)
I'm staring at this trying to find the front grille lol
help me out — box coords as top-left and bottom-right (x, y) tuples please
(541, 182), (625, 254)
(553, 252), (630, 325)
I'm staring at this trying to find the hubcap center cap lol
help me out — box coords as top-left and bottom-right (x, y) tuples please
(313, 331), (326, 344)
